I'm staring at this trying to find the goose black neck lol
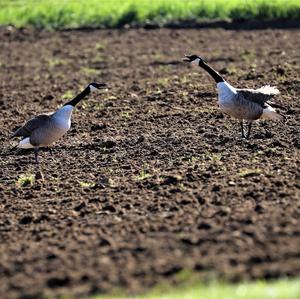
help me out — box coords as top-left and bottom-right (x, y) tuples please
(199, 61), (224, 83)
(64, 86), (90, 107)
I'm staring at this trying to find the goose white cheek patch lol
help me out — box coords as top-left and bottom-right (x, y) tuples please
(89, 85), (97, 92)
(191, 58), (200, 66)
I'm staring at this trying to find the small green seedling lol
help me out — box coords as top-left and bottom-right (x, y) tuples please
(238, 168), (262, 177)
(81, 67), (100, 76)
(62, 90), (74, 99)
(134, 170), (152, 181)
(79, 181), (95, 188)
(17, 174), (35, 187)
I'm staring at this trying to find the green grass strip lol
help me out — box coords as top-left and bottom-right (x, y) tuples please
(0, 0), (300, 29)
(93, 279), (300, 299)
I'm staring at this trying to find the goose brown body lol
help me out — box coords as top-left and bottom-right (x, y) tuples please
(29, 115), (70, 147)
(218, 83), (281, 121)
(12, 105), (73, 149)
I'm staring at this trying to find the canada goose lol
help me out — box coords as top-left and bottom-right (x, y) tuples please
(11, 82), (107, 163)
(183, 55), (283, 138)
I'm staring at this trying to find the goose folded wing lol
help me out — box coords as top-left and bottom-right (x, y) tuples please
(12, 114), (51, 138)
(236, 86), (280, 108)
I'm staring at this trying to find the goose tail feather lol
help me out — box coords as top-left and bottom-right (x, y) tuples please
(257, 85), (280, 95)
(261, 105), (284, 120)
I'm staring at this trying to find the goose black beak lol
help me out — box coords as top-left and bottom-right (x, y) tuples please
(183, 55), (193, 62)
(97, 83), (108, 90)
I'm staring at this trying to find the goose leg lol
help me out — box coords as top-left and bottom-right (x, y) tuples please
(34, 147), (40, 164)
(245, 122), (252, 139)
(240, 121), (245, 138)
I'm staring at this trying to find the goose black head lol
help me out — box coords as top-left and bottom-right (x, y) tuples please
(89, 82), (107, 92)
(183, 54), (204, 66)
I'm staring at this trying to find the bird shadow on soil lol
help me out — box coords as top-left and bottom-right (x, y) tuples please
(1, 141), (115, 166)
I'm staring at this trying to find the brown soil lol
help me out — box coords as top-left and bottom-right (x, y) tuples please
(0, 26), (299, 299)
